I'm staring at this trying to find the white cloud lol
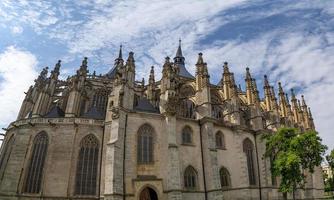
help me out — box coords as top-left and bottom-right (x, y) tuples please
(11, 25), (23, 34)
(0, 46), (38, 129)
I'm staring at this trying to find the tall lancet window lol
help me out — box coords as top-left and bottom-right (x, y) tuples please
(24, 132), (48, 193)
(137, 124), (154, 164)
(75, 134), (99, 196)
(184, 166), (197, 190)
(182, 126), (193, 144)
(0, 135), (14, 179)
(243, 138), (256, 185)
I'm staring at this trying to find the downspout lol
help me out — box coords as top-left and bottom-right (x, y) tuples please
(98, 123), (105, 199)
(199, 120), (208, 200)
(123, 114), (128, 200)
(254, 132), (262, 200)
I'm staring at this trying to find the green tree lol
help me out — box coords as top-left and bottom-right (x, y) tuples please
(326, 149), (334, 192)
(263, 128), (327, 200)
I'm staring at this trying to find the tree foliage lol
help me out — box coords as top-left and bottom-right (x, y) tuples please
(263, 128), (327, 198)
(326, 149), (334, 171)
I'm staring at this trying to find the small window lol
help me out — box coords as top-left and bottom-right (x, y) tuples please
(215, 131), (225, 149)
(182, 126), (192, 144)
(184, 166), (197, 190)
(220, 167), (231, 188)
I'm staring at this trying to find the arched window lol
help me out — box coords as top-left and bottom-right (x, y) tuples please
(92, 89), (109, 114)
(75, 134), (99, 196)
(179, 99), (196, 119)
(215, 131), (225, 149)
(0, 135), (14, 179)
(182, 126), (192, 144)
(243, 138), (256, 185)
(24, 132), (48, 193)
(137, 124), (154, 164)
(184, 166), (197, 190)
(219, 167), (231, 188)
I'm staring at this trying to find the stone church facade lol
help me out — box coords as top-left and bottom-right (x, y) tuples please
(0, 41), (324, 200)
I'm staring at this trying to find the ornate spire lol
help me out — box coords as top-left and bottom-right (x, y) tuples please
(118, 44), (123, 59)
(114, 45), (124, 66)
(51, 60), (61, 79)
(196, 52), (204, 65)
(252, 78), (260, 105)
(245, 67), (253, 104)
(149, 66), (155, 85)
(278, 82), (287, 117)
(263, 75), (272, 111)
(176, 39), (183, 58)
(301, 95), (308, 109)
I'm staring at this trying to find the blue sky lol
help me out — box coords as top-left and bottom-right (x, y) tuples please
(0, 0), (333, 151)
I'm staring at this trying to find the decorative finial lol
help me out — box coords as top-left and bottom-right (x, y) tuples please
(196, 52), (204, 65)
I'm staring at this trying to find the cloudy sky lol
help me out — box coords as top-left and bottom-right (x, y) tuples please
(0, 0), (333, 151)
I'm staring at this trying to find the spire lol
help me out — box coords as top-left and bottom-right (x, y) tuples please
(176, 39), (183, 58)
(278, 82), (287, 117)
(301, 95), (308, 109)
(222, 62), (232, 99)
(245, 67), (253, 104)
(252, 78), (260, 105)
(51, 60), (61, 79)
(196, 52), (204, 65)
(127, 52), (135, 63)
(118, 44), (123, 59)
(263, 75), (272, 111)
(223, 62), (230, 73)
(149, 66), (155, 85)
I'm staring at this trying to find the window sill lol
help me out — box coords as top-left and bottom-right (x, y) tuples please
(181, 143), (195, 147)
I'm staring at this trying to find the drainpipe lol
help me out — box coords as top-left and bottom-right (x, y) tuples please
(98, 123), (105, 199)
(254, 132), (262, 200)
(199, 120), (208, 200)
(123, 114), (128, 200)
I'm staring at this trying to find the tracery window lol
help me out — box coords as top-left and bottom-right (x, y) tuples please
(219, 167), (231, 188)
(179, 99), (196, 119)
(243, 138), (256, 185)
(184, 166), (197, 190)
(92, 89), (109, 114)
(0, 135), (14, 179)
(23, 132), (48, 193)
(75, 134), (99, 196)
(182, 126), (193, 144)
(137, 124), (154, 164)
(215, 131), (225, 149)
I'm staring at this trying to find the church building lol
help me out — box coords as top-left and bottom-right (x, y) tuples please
(0, 41), (324, 200)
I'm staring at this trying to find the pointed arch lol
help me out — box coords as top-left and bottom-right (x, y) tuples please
(178, 99), (196, 119)
(137, 124), (154, 164)
(0, 135), (15, 180)
(243, 138), (256, 185)
(184, 165), (197, 190)
(182, 126), (193, 144)
(24, 131), (48, 193)
(215, 131), (225, 149)
(219, 166), (231, 188)
(75, 134), (100, 196)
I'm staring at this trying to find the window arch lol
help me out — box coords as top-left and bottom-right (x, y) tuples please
(137, 124), (154, 164)
(215, 131), (225, 149)
(0, 135), (14, 180)
(184, 166), (197, 190)
(243, 138), (256, 185)
(179, 99), (196, 119)
(91, 89), (109, 114)
(219, 167), (231, 188)
(24, 132), (48, 193)
(75, 134), (99, 196)
(182, 126), (192, 144)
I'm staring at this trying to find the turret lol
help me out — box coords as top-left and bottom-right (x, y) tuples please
(222, 62), (231, 99)
(252, 78), (260, 106)
(147, 66), (156, 103)
(290, 89), (299, 123)
(301, 95), (311, 129)
(65, 57), (88, 117)
(174, 39), (185, 67)
(195, 52), (209, 90)
(278, 82), (288, 117)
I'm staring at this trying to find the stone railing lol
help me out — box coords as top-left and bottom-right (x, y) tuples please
(8, 117), (104, 129)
